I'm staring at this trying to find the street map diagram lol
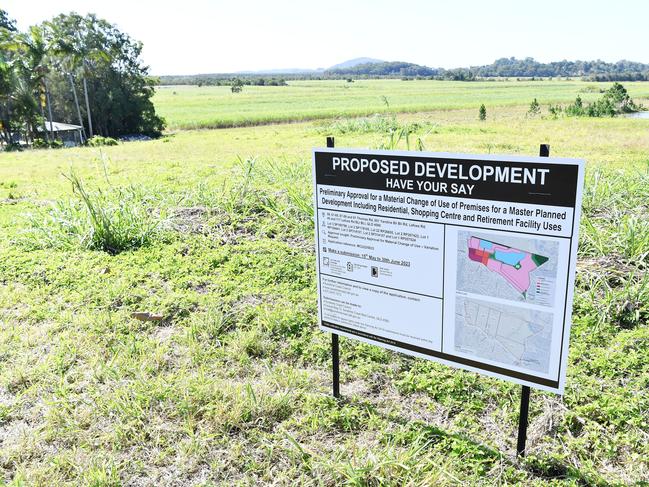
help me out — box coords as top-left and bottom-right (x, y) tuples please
(456, 231), (559, 306)
(454, 296), (553, 373)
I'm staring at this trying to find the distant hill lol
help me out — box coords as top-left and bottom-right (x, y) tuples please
(237, 68), (321, 75)
(235, 58), (384, 75)
(327, 57), (384, 70)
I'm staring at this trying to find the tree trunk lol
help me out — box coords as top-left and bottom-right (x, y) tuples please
(39, 93), (48, 142)
(27, 122), (34, 144)
(45, 80), (55, 141)
(68, 73), (86, 143)
(6, 101), (14, 144)
(40, 109), (48, 142)
(82, 76), (93, 138)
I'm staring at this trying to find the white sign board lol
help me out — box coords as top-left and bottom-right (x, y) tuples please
(313, 148), (585, 393)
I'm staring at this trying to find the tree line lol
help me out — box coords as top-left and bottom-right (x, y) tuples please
(158, 57), (649, 85)
(325, 61), (440, 77)
(327, 58), (649, 80)
(468, 57), (649, 81)
(0, 9), (164, 148)
(161, 75), (288, 87)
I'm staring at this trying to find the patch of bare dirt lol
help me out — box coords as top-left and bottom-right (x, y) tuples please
(0, 198), (24, 205)
(167, 206), (313, 250)
(190, 282), (210, 294)
(231, 294), (265, 313)
(167, 206), (215, 235)
(526, 395), (569, 447)
(577, 254), (646, 285)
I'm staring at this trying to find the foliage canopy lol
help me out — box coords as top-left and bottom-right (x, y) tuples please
(0, 9), (164, 147)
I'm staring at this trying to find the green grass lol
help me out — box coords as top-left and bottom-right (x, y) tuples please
(154, 79), (649, 130)
(22, 171), (162, 254)
(1, 93), (649, 484)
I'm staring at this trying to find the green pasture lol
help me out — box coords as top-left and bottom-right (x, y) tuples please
(154, 79), (649, 130)
(1, 90), (649, 485)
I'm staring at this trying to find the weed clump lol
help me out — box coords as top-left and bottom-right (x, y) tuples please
(320, 114), (435, 137)
(24, 173), (161, 254)
(222, 156), (314, 235)
(319, 114), (431, 151)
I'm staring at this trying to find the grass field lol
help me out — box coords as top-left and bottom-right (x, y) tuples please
(154, 79), (649, 130)
(2, 85), (649, 485)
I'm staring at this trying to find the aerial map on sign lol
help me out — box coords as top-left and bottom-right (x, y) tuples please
(456, 231), (559, 306)
(454, 296), (553, 373)
(467, 236), (548, 296)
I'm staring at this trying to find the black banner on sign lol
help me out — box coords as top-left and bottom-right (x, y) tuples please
(314, 150), (579, 207)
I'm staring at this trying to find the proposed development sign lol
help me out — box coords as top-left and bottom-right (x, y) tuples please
(313, 148), (584, 393)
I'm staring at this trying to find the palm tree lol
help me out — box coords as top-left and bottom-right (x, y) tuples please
(43, 17), (87, 142)
(14, 26), (51, 141)
(0, 9), (15, 31)
(77, 35), (110, 139)
(0, 14), (20, 144)
(82, 61), (93, 137)
(44, 14), (110, 141)
(0, 61), (17, 145)
(0, 21), (47, 143)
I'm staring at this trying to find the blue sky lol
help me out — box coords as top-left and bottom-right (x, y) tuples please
(4, 0), (647, 75)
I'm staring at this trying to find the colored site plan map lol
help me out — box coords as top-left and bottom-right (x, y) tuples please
(467, 237), (548, 296)
(456, 231), (559, 306)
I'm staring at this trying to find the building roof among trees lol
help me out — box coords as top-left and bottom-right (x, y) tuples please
(37, 122), (83, 132)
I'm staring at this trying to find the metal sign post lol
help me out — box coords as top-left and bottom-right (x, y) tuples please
(517, 385), (532, 456)
(516, 143), (550, 457)
(327, 136), (341, 399)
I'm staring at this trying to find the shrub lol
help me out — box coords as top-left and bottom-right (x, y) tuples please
(565, 83), (642, 118)
(231, 78), (244, 93)
(606, 82), (639, 113)
(3, 142), (22, 152)
(587, 97), (617, 117)
(33, 138), (64, 149)
(565, 95), (585, 116)
(86, 136), (119, 147)
(478, 104), (486, 121)
(527, 98), (541, 117)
